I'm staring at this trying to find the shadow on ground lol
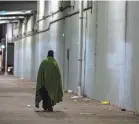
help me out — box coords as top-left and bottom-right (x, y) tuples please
(35, 110), (68, 119)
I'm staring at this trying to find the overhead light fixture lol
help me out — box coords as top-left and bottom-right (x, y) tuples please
(1, 45), (5, 49)
(0, 10), (33, 16)
(0, 16), (24, 20)
(1, 11), (6, 15)
(24, 10), (32, 14)
(0, 20), (18, 24)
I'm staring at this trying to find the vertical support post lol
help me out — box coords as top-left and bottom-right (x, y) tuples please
(2, 48), (3, 69)
(4, 34), (8, 75)
(77, 1), (84, 96)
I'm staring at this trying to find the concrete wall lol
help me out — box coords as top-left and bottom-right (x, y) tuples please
(13, 1), (139, 113)
(125, 1), (139, 112)
(95, 1), (126, 108)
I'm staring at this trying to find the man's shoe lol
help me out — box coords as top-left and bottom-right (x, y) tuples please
(35, 102), (39, 108)
(48, 107), (53, 112)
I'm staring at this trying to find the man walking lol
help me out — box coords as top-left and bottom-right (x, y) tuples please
(35, 50), (63, 112)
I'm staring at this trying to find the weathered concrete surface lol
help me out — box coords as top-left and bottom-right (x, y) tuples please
(0, 75), (139, 124)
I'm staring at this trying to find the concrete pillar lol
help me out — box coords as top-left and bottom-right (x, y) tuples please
(20, 20), (26, 79)
(37, 0), (45, 69)
(7, 23), (13, 42)
(96, 1), (126, 108)
(25, 16), (33, 79)
(38, 0), (45, 31)
(51, 0), (59, 13)
(39, 0), (45, 19)
(125, 1), (139, 112)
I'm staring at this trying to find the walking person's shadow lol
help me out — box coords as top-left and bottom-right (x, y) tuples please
(35, 110), (68, 119)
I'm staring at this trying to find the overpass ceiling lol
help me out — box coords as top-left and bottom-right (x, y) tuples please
(0, 1), (37, 23)
(0, 1), (37, 11)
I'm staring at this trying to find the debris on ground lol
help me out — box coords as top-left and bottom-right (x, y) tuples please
(71, 95), (84, 99)
(132, 112), (139, 116)
(27, 104), (31, 107)
(71, 96), (80, 99)
(108, 106), (112, 111)
(80, 113), (96, 115)
(101, 101), (110, 105)
(67, 90), (72, 93)
(121, 108), (126, 111)
(102, 106), (112, 111)
(83, 98), (91, 101)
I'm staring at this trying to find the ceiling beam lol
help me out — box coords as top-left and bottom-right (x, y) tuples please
(0, 16), (25, 20)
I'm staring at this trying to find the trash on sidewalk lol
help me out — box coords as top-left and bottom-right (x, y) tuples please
(121, 108), (126, 111)
(65, 118), (71, 123)
(67, 90), (72, 93)
(80, 112), (95, 115)
(83, 98), (91, 101)
(64, 108), (68, 109)
(27, 104), (31, 107)
(103, 106), (110, 110)
(108, 107), (112, 111)
(74, 100), (77, 102)
(71, 96), (80, 99)
(101, 101), (110, 105)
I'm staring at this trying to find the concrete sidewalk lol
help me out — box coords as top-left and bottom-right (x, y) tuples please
(0, 76), (138, 124)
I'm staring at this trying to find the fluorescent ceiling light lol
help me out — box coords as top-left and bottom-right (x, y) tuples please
(0, 20), (18, 24)
(0, 16), (24, 20)
(0, 10), (33, 16)
(1, 45), (5, 49)
(24, 10), (32, 14)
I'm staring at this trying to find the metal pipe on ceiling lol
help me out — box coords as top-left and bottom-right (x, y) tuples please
(0, 20), (18, 24)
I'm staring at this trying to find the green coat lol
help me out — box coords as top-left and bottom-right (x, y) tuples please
(36, 57), (63, 105)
